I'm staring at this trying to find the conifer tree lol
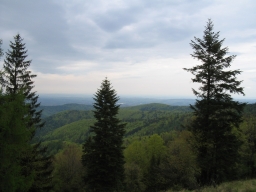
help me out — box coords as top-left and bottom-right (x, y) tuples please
(0, 91), (33, 192)
(184, 20), (245, 185)
(82, 78), (126, 192)
(1, 34), (53, 191)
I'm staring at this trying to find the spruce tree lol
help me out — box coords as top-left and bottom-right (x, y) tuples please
(1, 34), (53, 191)
(82, 78), (126, 192)
(0, 84), (34, 192)
(184, 19), (245, 185)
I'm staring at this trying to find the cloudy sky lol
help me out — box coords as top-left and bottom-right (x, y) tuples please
(0, 0), (256, 99)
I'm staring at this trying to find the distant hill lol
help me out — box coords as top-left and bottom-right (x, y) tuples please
(36, 103), (191, 138)
(38, 95), (256, 107)
(38, 95), (197, 106)
(37, 102), (256, 155)
(38, 103), (94, 118)
(39, 102), (192, 118)
(36, 103), (193, 155)
(35, 110), (94, 139)
(127, 103), (192, 112)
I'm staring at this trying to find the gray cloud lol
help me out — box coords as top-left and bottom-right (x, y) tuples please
(94, 8), (138, 33)
(0, 0), (256, 97)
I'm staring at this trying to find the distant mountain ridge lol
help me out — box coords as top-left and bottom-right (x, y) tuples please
(38, 103), (94, 118)
(38, 96), (197, 106)
(39, 95), (256, 108)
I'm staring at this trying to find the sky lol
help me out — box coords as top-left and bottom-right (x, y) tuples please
(0, 0), (256, 99)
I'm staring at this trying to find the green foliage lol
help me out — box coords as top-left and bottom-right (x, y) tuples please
(41, 119), (94, 143)
(238, 115), (256, 179)
(124, 134), (166, 172)
(28, 144), (54, 192)
(34, 110), (93, 142)
(162, 131), (199, 190)
(1, 34), (53, 191)
(124, 162), (145, 192)
(244, 103), (256, 115)
(52, 143), (85, 192)
(82, 78), (126, 192)
(172, 179), (256, 192)
(184, 19), (245, 185)
(38, 104), (192, 150)
(124, 134), (167, 191)
(0, 91), (34, 192)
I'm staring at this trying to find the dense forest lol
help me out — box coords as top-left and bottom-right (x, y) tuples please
(1, 19), (256, 192)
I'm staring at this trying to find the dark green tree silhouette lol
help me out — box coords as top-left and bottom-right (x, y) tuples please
(184, 20), (245, 185)
(0, 91), (33, 192)
(2, 34), (53, 191)
(82, 78), (126, 192)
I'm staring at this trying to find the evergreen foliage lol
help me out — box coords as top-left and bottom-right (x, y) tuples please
(82, 78), (126, 192)
(184, 19), (245, 185)
(3, 34), (44, 132)
(1, 34), (53, 191)
(0, 91), (33, 192)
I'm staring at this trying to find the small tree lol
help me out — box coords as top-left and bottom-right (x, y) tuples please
(82, 78), (126, 192)
(184, 19), (245, 185)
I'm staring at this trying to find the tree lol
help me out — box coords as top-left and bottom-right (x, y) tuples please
(124, 135), (167, 191)
(1, 34), (53, 191)
(0, 91), (33, 192)
(160, 131), (198, 190)
(3, 34), (44, 132)
(184, 19), (245, 185)
(82, 78), (126, 192)
(53, 144), (85, 192)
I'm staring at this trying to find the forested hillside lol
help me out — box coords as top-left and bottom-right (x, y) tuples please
(35, 103), (192, 155)
(34, 102), (256, 191)
(37, 102), (256, 151)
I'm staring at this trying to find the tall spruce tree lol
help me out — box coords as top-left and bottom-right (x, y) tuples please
(82, 78), (126, 192)
(0, 38), (33, 191)
(0, 91), (33, 192)
(184, 20), (245, 185)
(1, 34), (53, 191)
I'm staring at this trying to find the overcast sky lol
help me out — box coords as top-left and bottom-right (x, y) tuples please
(0, 0), (256, 99)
